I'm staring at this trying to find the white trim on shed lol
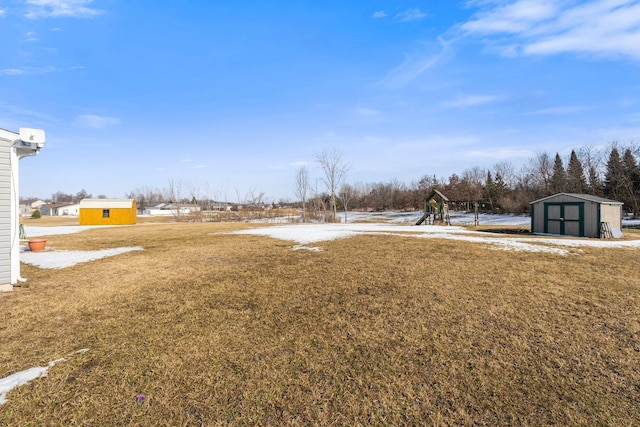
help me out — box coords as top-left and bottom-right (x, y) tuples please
(79, 198), (136, 209)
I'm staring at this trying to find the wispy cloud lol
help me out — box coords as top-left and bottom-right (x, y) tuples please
(459, 0), (640, 61)
(529, 105), (591, 115)
(24, 0), (102, 19)
(377, 37), (451, 88)
(372, 10), (387, 19)
(392, 135), (480, 151)
(0, 102), (58, 123)
(395, 8), (427, 22)
(355, 107), (380, 116)
(25, 31), (38, 42)
(75, 114), (120, 129)
(291, 160), (311, 168)
(443, 94), (503, 109)
(461, 0), (557, 34)
(0, 65), (55, 75)
(466, 148), (533, 159)
(0, 8), (6, 17)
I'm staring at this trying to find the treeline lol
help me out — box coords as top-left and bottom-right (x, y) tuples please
(326, 143), (640, 216)
(22, 143), (640, 219)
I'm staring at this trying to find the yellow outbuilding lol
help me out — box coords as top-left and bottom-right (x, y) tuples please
(79, 199), (137, 225)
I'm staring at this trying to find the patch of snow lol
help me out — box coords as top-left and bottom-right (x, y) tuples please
(21, 247), (143, 269)
(0, 349), (89, 405)
(0, 359), (65, 405)
(232, 223), (640, 255)
(450, 212), (531, 226)
(232, 223), (471, 245)
(335, 211), (532, 226)
(23, 226), (107, 237)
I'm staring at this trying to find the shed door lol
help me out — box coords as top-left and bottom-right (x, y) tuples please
(544, 202), (584, 237)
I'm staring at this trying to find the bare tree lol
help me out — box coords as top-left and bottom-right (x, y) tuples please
(316, 148), (351, 222)
(295, 165), (310, 222)
(527, 152), (554, 195)
(214, 184), (229, 212)
(577, 145), (604, 194)
(51, 191), (73, 204)
(166, 178), (185, 221)
(246, 187), (266, 208)
(493, 161), (516, 189)
(186, 182), (203, 221)
(339, 183), (356, 223)
(75, 189), (92, 203)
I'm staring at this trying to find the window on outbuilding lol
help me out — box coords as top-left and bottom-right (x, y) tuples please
(102, 209), (110, 218)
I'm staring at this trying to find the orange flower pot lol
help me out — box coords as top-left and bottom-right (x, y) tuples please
(28, 239), (47, 252)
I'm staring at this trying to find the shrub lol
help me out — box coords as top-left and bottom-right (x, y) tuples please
(31, 209), (41, 219)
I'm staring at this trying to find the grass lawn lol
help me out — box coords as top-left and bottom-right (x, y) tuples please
(1, 222), (640, 425)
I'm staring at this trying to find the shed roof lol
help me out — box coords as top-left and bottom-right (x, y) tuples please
(530, 193), (623, 205)
(79, 199), (135, 209)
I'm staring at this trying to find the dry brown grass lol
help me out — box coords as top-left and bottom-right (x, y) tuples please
(22, 215), (79, 226)
(2, 222), (640, 426)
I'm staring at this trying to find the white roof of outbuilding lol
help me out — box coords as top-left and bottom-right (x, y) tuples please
(530, 193), (623, 205)
(79, 199), (135, 209)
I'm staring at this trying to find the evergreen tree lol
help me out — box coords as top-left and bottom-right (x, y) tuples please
(550, 153), (567, 194)
(566, 150), (587, 193)
(494, 172), (508, 205)
(587, 165), (603, 196)
(483, 171), (496, 211)
(621, 148), (640, 215)
(604, 147), (624, 201)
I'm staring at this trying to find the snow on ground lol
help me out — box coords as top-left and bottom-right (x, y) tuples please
(0, 349), (88, 405)
(337, 211), (532, 226)
(20, 225), (143, 269)
(0, 360), (64, 405)
(23, 225), (107, 237)
(340, 211), (640, 227)
(235, 223), (472, 245)
(18, 213), (640, 269)
(21, 247), (144, 269)
(234, 214), (640, 256)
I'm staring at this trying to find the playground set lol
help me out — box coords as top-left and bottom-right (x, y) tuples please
(415, 189), (480, 226)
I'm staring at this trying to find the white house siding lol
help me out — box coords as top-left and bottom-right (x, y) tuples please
(143, 209), (175, 216)
(0, 139), (11, 288)
(60, 204), (80, 216)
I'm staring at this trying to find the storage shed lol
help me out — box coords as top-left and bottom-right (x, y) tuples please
(530, 193), (623, 238)
(79, 199), (137, 225)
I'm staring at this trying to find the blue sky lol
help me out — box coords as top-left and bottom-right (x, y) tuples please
(2, 0), (640, 202)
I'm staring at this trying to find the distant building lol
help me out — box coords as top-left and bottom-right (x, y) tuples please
(530, 193), (623, 238)
(41, 202), (80, 216)
(19, 204), (31, 216)
(143, 203), (201, 216)
(31, 200), (46, 210)
(79, 199), (137, 225)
